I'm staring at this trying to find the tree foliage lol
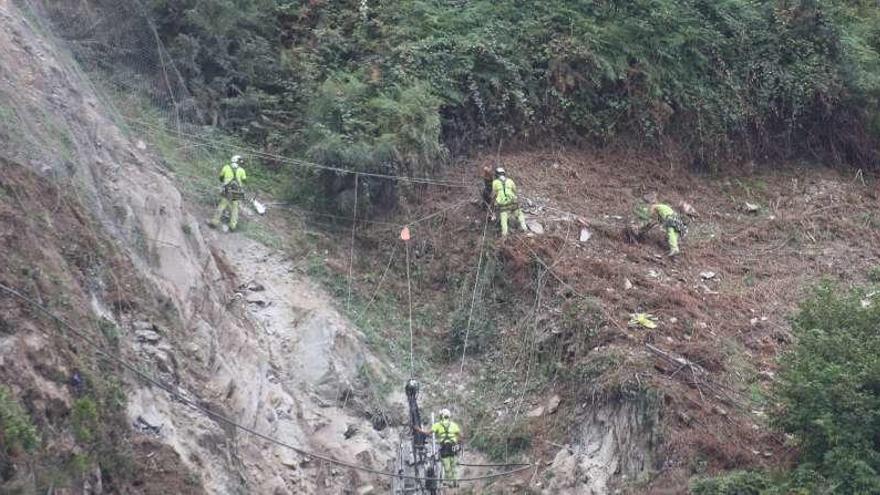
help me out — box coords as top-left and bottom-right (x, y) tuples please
(0, 386), (39, 455)
(143, 1), (880, 165)
(693, 282), (880, 493)
(774, 282), (880, 493)
(43, 0), (880, 203)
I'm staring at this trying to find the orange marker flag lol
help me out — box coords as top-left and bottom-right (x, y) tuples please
(400, 225), (411, 241)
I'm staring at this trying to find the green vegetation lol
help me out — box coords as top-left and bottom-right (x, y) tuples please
(304, 249), (428, 374)
(44, 0), (880, 211)
(71, 398), (99, 444)
(97, 317), (121, 348)
(774, 282), (880, 492)
(448, 253), (500, 359)
(469, 416), (532, 462)
(74, 372), (134, 484)
(0, 386), (39, 454)
(693, 282), (880, 492)
(32, 0), (880, 485)
(691, 470), (774, 495)
(144, 0), (880, 170)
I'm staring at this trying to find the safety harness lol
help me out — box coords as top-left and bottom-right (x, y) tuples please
(663, 214), (688, 237)
(436, 421), (459, 458)
(495, 177), (519, 211)
(222, 179), (245, 201)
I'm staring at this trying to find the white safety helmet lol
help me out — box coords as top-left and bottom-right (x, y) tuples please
(231, 155), (242, 168)
(439, 408), (451, 419)
(494, 167), (506, 178)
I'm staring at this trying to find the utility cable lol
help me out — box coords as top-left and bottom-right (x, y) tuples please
(450, 209), (491, 465)
(405, 237), (415, 378)
(0, 282), (532, 483)
(267, 199), (469, 232)
(356, 242), (398, 324)
(458, 209), (492, 375)
(124, 117), (472, 188)
(347, 173), (359, 310)
(459, 461), (531, 468)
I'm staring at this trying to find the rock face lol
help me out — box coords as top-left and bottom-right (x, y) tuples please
(0, 5), (396, 493)
(542, 396), (659, 495)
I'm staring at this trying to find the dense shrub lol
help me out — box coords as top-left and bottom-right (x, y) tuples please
(773, 282), (880, 492)
(693, 282), (880, 493)
(0, 386), (39, 454)
(148, 1), (880, 164)
(42, 0), (880, 204)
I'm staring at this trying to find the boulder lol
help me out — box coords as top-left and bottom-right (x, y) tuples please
(527, 220), (545, 235)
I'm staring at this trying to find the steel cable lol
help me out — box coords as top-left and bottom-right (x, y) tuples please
(0, 282), (532, 483)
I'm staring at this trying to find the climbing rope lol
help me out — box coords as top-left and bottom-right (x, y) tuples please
(405, 234), (415, 378)
(458, 209), (492, 375)
(0, 282), (532, 483)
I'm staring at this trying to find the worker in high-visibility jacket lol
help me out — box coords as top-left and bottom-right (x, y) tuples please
(209, 155), (247, 231)
(645, 202), (687, 256)
(491, 167), (527, 237)
(417, 408), (462, 486)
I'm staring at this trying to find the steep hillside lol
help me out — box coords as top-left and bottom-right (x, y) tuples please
(321, 148), (880, 493)
(4, 0), (880, 493)
(0, 2), (403, 493)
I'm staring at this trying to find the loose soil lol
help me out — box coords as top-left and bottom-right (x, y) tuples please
(326, 148), (880, 492)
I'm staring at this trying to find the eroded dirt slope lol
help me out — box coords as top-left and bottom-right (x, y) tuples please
(471, 151), (880, 492)
(327, 149), (880, 493)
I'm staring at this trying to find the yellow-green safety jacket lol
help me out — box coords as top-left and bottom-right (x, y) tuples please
(219, 164), (247, 186)
(431, 419), (461, 446)
(652, 203), (687, 236)
(491, 177), (518, 207)
(653, 203), (675, 221)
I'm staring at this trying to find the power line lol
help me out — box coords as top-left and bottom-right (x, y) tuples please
(405, 237), (415, 378)
(124, 117), (473, 189)
(459, 461), (531, 468)
(262, 199), (469, 231)
(0, 282), (532, 483)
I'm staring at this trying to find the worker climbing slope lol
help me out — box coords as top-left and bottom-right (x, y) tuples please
(643, 201), (688, 256)
(491, 167), (527, 237)
(209, 155), (247, 231)
(417, 408), (463, 487)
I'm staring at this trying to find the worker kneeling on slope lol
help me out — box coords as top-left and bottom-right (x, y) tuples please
(644, 202), (687, 257)
(418, 408), (463, 487)
(209, 155), (247, 232)
(492, 167), (527, 237)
